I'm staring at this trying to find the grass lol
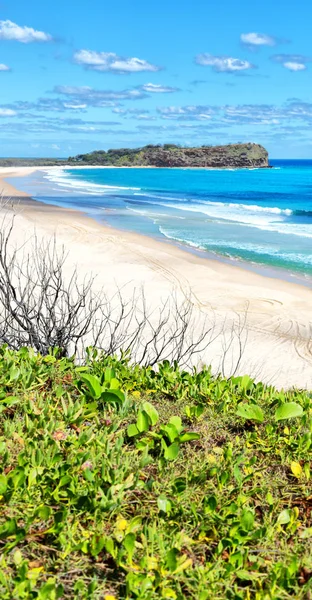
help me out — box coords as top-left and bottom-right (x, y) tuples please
(0, 345), (311, 599)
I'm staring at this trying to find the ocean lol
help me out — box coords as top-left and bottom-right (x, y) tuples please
(8, 159), (312, 281)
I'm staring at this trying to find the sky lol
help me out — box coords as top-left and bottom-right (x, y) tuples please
(0, 0), (311, 158)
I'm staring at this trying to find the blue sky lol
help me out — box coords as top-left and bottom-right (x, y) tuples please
(0, 0), (311, 158)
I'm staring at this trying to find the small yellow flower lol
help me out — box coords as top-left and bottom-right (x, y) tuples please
(116, 517), (128, 531)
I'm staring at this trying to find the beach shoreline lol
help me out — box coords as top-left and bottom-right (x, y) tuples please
(2, 165), (311, 289)
(0, 163), (273, 172)
(0, 166), (311, 389)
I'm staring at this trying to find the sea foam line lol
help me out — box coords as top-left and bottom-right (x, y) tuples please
(43, 168), (141, 193)
(159, 227), (312, 264)
(134, 192), (293, 216)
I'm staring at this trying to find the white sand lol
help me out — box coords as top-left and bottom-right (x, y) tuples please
(0, 166), (311, 389)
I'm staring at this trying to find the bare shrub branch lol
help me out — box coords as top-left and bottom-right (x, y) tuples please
(0, 198), (248, 373)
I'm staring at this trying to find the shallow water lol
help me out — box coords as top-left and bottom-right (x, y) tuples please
(8, 159), (312, 279)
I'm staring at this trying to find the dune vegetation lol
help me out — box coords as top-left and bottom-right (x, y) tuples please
(0, 346), (311, 599)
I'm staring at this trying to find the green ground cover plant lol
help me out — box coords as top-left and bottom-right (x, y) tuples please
(0, 346), (311, 599)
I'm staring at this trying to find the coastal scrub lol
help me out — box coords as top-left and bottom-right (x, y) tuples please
(0, 347), (311, 598)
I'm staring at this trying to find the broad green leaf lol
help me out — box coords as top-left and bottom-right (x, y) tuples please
(236, 570), (256, 581)
(0, 474), (7, 495)
(291, 461), (302, 478)
(0, 518), (17, 538)
(275, 402), (303, 421)
(109, 378), (120, 390)
(13, 550), (23, 566)
(157, 496), (172, 514)
(1, 396), (19, 407)
(164, 442), (180, 461)
(162, 423), (179, 443)
(276, 509), (291, 525)
(91, 535), (106, 557)
(123, 533), (136, 561)
(127, 516), (142, 533)
(127, 423), (139, 437)
(169, 416), (183, 433)
(37, 580), (62, 599)
(236, 403), (264, 422)
(233, 465), (243, 485)
(179, 432), (200, 443)
(233, 375), (253, 391)
(206, 495), (217, 511)
(240, 509), (254, 531)
(142, 401), (159, 426)
(79, 374), (102, 399)
(36, 505), (51, 520)
(105, 537), (117, 559)
(104, 367), (115, 383)
(165, 548), (178, 572)
(59, 475), (71, 487)
(101, 390), (124, 403)
(9, 366), (20, 382)
(136, 410), (150, 433)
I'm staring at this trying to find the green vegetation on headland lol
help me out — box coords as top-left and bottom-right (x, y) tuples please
(0, 143), (269, 169)
(0, 158), (63, 167)
(0, 346), (311, 599)
(69, 143), (269, 169)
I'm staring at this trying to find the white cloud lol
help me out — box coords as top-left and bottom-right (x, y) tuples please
(241, 32), (276, 46)
(195, 54), (255, 72)
(0, 20), (52, 43)
(158, 105), (216, 120)
(55, 85), (146, 101)
(271, 54), (311, 71)
(73, 49), (160, 73)
(0, 63), (10, 71)
(111, 107), (155, 120)
(140, 83), (178, 93)
(284, 62), (306, 71)
(0, 108), (16, 116)
(63, 103), (88, 109)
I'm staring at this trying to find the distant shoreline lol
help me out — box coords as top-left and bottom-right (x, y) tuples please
(0, 163), (272, 170)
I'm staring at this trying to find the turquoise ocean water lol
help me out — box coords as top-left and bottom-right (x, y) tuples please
(8, 159), (312, 281)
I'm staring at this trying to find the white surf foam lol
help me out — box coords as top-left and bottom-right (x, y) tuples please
(135, 198), (312, 239)
(44, 168), (141, 194)
(159, 227), (312, 265)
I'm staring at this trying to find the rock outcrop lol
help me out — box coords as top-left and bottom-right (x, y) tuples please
(69, 143), (269, 169)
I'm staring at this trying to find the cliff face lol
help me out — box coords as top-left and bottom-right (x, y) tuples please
(69, 143), (269, 169)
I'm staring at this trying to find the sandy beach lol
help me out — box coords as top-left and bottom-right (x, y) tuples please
(0, 166), (311, 389)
